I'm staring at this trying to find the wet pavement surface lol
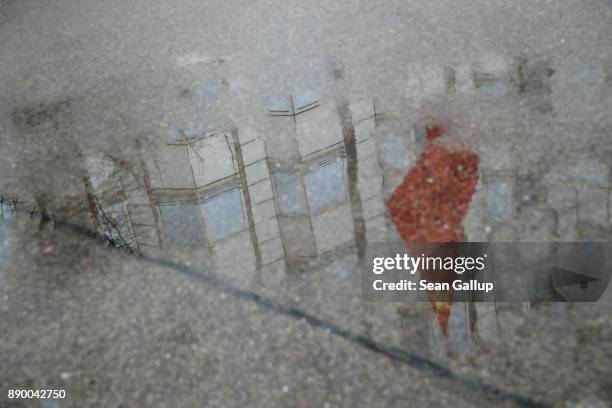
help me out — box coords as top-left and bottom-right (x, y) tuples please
(2, 0), (612, 407)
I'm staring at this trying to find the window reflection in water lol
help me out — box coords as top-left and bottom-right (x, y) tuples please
(273, 172), (307, 215)
(304, 157), (346, 212)
(160, 204), (204, 245)
(202, 189), (246, 242)
(473, 72), (509, 96)
(160, 189), (247, 245)
(380, 136), (413, 172)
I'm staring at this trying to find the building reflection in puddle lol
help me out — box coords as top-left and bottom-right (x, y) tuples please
(3, 54), (611, 365)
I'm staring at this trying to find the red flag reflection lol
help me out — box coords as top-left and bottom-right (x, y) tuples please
(387, 126), (479, 338)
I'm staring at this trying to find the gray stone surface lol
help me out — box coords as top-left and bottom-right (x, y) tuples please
(0, 220), (611, 407)
(1, 0), (612, 406)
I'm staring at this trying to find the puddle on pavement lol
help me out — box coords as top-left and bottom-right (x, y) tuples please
(1, 1), (612, 406)
(1, 90), (610, 369)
